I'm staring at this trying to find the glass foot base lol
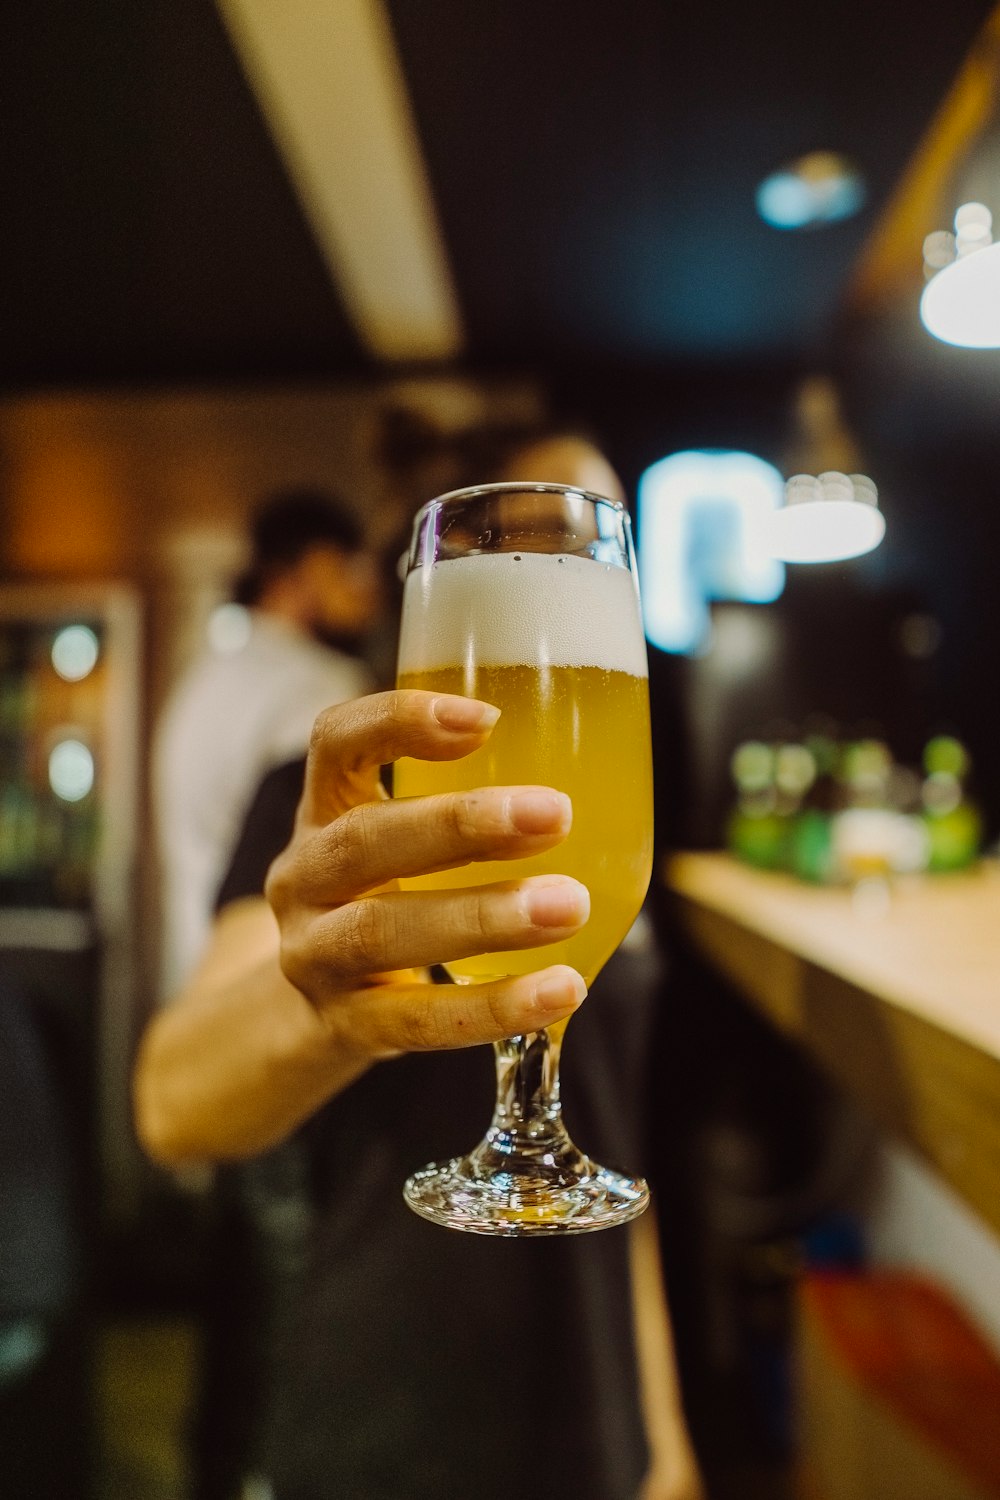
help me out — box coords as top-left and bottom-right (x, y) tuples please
(403, 1154), (649, 1236)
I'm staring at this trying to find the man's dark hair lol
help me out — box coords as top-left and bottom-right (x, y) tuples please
(235, 488), (365, 606)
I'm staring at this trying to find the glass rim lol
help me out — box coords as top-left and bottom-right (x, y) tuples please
(409, 480), (628, 533)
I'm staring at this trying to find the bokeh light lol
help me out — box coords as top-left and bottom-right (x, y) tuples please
(757, 152), (866, 229)
(51, 624), (100, 682)
(48, 738), (95, 802)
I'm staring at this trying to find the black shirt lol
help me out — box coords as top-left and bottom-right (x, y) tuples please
(214, 758), (652, 1500)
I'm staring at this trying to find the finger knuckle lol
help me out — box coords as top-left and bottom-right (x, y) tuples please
(263, 852), (292, 913)
(394, 686), (432, 729)
(483, 983), (510, 1035)
(365, 690), (410, 752)
(320, 810), (366, 890)
(275, 922), (316, 996)
(449, 791), (483, 844)
(340, 897), (389, 972)
(471, 885), (516, 946)
(283, 911), (355, 992)
(342, 801), (379, 865)
(308, 701), (348, 755)
(276, 938), (301, 992)
(399, 1000), (445, 1052)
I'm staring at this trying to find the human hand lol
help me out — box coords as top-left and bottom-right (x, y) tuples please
(264, 689), (589, 1064)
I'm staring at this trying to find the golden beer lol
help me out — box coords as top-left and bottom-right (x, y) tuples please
(396, 663), (652, 984)
(395, 549), (653, 986)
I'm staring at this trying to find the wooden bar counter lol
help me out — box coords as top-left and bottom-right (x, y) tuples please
(665, 853), (1000, 1238)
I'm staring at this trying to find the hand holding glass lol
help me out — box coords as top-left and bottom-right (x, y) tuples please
(394, 483), (654, 1234)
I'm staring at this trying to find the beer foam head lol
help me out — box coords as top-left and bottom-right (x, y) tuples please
(398, 551), (647, 676)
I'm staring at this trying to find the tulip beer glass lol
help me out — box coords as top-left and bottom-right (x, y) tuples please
(395, 483), (653, 1234)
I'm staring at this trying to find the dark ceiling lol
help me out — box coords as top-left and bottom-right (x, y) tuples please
(388, 0), (987, 365)
(1, 0), (995, 393)
(5, 2), (1000, 821)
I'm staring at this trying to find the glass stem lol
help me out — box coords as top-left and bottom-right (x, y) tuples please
(474, 1028), (589, 1180)
(493, 1028), (563, 1132)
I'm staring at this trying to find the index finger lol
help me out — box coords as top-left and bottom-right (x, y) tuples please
(302, 690), (500, 827)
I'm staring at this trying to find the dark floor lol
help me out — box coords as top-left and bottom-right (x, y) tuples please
(0, 1188), (801, 1500)
(90, 1312), (795, 1500)
(96, 1316), (197, 1500)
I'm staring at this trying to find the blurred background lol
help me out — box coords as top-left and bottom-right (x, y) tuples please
(2, 2), (1000, 1497)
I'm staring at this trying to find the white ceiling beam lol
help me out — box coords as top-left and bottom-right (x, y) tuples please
(218, 0), (465, 362)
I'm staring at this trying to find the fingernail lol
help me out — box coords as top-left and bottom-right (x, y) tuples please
(432, 696), (501, 733)
(534, 968), (587, 1015)
(525, 879), (590, 929)
(507, 789), (571, 835)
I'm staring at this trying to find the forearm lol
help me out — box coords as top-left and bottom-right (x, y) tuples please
(133, 904), (371, 1165)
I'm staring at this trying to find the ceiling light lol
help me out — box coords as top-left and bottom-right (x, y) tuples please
(921, 201), (1000, 346)
(766, 472), (886, 563)
(756, 152), (866, 230)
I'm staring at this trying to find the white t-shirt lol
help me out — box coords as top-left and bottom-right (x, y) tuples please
(153, 611), (372, 997)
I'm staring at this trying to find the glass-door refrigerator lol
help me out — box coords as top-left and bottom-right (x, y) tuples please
(0, 582), (141, 1498)
(0, 580), (142, 1200)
